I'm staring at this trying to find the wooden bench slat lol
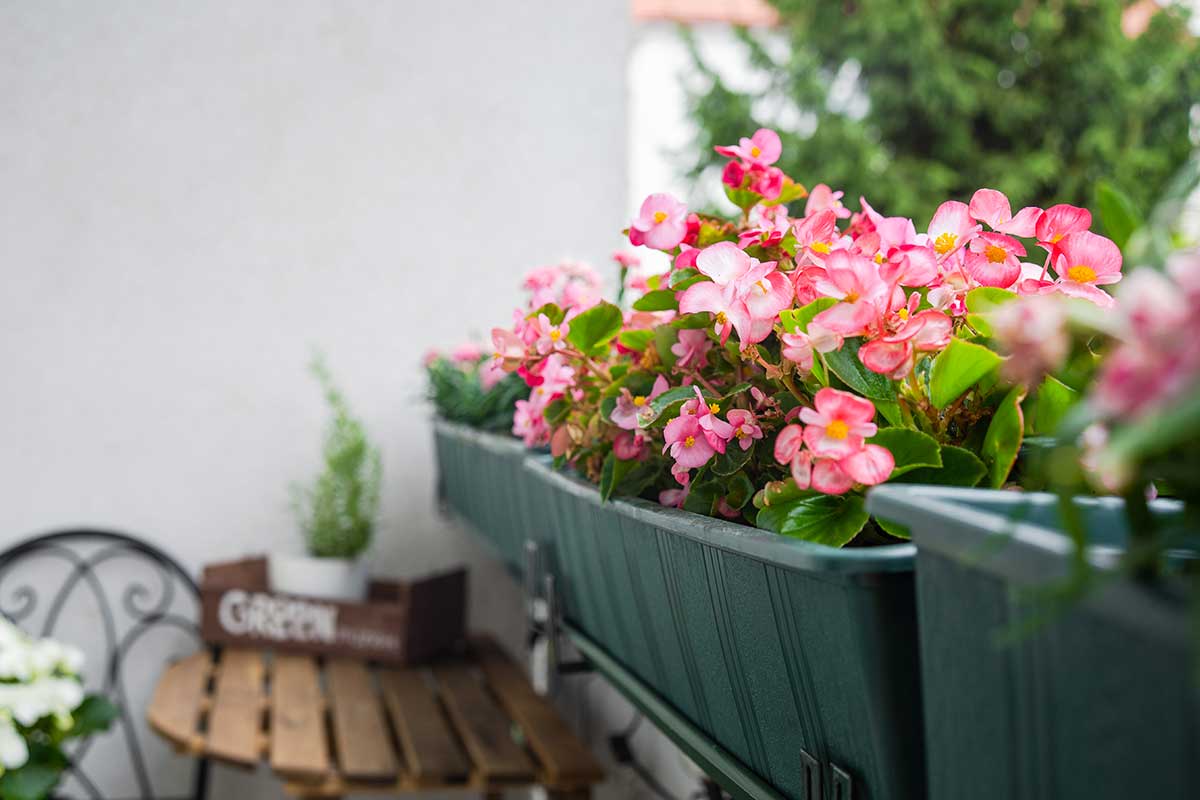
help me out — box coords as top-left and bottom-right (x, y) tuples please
(146, 650), (210, 752)
(269, 655), (329, 779)
(206, 649), (265, 765)
(472, 637), (604, 786)
(326, 658), (398, 781)
(378, 668), (469, 784)
(433, 662), (534, 782)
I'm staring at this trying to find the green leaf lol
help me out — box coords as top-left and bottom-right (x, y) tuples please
(67, 694), (119, 738)
(869, 428), (942, 476)
(669, 268), (709, 290)
(599, 452), (634, 502)
(981, 386), (1026, 488)
(683, 477), (724, 515)
(893, 445), (987, 487)
(755, 494), (870, 547)
(725, 185), (760, 212)
(876, 516), (911, 539)
(723, 472), (756, 509)
(670, 312), (713, 329)
(1031, 375), (1078, 435)
(0, 763), (62, 800)
(752, 478), (806, 509)
(654, 327), (678, 369)
(1096, 180), (1142, 250)
(964, 287), (1017, 337)
(638, 385), (696, 427)
(566, 301), (623, 356)
(618, 329), (655, 351)
(527, 302), (565, 325)
(712, 442), (753, 476)
(543, 397), (571, 425)
(928, 337), (1002, 409)
(780, 298), (838, 333)
(632, 289), (679, 312)
(824, 338), (896, 401)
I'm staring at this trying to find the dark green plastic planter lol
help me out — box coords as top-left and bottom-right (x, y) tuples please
(432, 418), (542, 577)
(867, 485), (1198, 800)
(525, 458), (924, 800)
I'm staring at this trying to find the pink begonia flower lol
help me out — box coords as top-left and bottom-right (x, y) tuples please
(739, 205), (792, 249)
(659, 474), (690, 508)
(965, 231), (1026, 288)
(479, 360), (506, 391)
(716, 497), (742, 518)
(663, 413), (717, 469)
(838, 445), (896, 486)
(927, 200), (980, 258)
(531, 313), (570, 354)
(726, 409), (763, 450)
(1119, 267), (1188, 340)
(631, 193), (689, 251)
(812, 250), (891, 336)
(860, 308), (954, 379)
(807, 321), (844, 354)
(799, 388), (879, 458)
(523, 265), (559, 292)
(613, 431), (648, 461)
(512, 399), (549, 447)
(561, 280), (601, 312)
(679, 242), (792, 345)
(968, 189), (1042, 237)
(714, 128), (782, 167)
(805, 184), (851, 219)
(612, 250), (641, 268)
(990, 295), (1070, 385)
(492, 327), (527, 371)
(451, 343), (482, 363)
(671, 328), (714, 370)
(610, 374), (669, 430)
(682, 387), (735, 453)
(1045, 231), (1123, 307)
(882, 244), (940, 288)
(860, 197), (920, 254)
(1036, 204), (1092, 248)
(422, 349), (440, 368)
(781, 331), (814, 373)
(722, 159), (746, 188)
(773, 424), (813, 488)
(747, 165), (785, 200)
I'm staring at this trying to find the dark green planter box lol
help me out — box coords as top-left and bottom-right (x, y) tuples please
(868, 485), (1197, 800)
(525, 458), (924, 800)
(433, 419), (543, 578)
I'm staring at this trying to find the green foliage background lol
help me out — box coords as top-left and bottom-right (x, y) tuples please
(685, 0), (1200, 222)
(292, 355), (381, 559)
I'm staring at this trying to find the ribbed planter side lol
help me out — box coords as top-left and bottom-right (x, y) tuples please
(868, 485), (1198, 800)
(433, 419), (542, 577)
(526, 458), (924, 800)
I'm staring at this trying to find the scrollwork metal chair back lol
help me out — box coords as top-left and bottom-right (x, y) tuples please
(0, 530), (211, 800)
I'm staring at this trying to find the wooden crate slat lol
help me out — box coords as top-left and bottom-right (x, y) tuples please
(206, 649), (265, 766)
(433, 662), (535, 783)
(378, 667), (469, 784)
(269, 655), (330, 780)
(145, 650), (210, 753)
(472, 637), (604, 786)
(326, 658), (399, 781)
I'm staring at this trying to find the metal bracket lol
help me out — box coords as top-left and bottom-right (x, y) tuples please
(831, 763), (853, 800)
(800, 749), (822, 800)
(524, 541), (591, 696)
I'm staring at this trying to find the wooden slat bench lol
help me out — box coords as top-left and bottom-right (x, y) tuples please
(147, 636), (602, 799)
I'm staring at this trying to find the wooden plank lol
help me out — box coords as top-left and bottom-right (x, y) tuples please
(325, 659), (398, 781)
(270, 655), (330, 780)
(432, 662), (534, 783)
(206, 649), (265, 766)
(146, 650), (211, 754)
(472, 637), (603, 787)
(378, 668), (468, 784)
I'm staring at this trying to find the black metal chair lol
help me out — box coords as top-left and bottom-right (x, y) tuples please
(0, 530), (210, 800)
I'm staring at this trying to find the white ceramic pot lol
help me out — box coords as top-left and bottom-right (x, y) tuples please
(268, 553), (368, 602)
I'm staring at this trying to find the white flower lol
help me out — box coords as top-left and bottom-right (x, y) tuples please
(0, 716), (28, 770)
(0, 678), (84, 726)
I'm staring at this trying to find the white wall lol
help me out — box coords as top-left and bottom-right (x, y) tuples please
(0, 1), (632, 797)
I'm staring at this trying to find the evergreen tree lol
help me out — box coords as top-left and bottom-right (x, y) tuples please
(685, 0), (1200, 223)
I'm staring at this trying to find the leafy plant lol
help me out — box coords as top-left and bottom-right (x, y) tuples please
(683, 0), (1200, 225)
(292, 355), (381, 559)
(0, 620), (118, 800)
(426, 353), (528, 433)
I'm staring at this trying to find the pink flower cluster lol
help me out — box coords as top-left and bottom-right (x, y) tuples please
(772, 389), (894, 495)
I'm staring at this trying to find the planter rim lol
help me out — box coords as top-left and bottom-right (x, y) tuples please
(868, 484), (1192, 645)
(433, 417), (526, 453)
(525, 456), (915, 575)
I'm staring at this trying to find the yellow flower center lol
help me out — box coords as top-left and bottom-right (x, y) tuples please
(844, 290), (860, 303)
(934, 232), (958, 255)
(827, 419), (850, 440)
(549, 329), (561, 341)
(653, 210), (668, 224)
(1067, 264), (1097, 283)
(874, 252), (884, 264)
(897, 308), (909, 320)
(811, 241), (831, 254)
(984, 244), (1008, 264)
(708, 403), (721, 414)
(715, 311), (728, 325)
(750, 145), (762, 157)
(735, 428), (746, 438)
(1051, 233), (1064, 243)
(684, 435), (696, 448)
(633, 395), (647, 407)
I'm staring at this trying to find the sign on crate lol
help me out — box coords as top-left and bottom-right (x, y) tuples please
(199, 557), (466, 664)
